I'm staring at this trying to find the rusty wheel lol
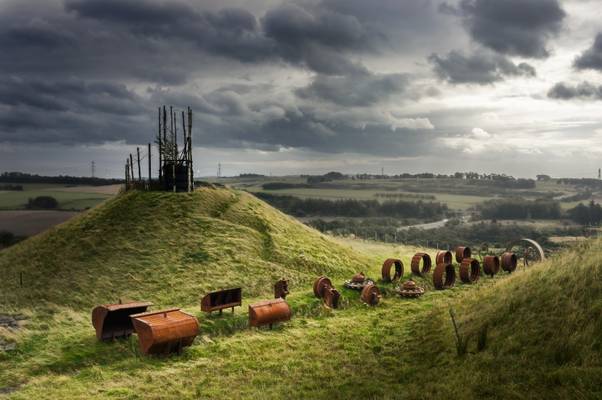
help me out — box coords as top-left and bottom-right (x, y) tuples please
(433, 263), (455, 290)
(455, 246), (471, 263)
(435, 250), (453, 265)
(323, 287), (340, 309)
(360, 284), (381, 306)
(501, 252), (518, 273)
(506, 238), (545, 267)
(482, 256), (500, 277)
(381, 259), (404, 282)
(313, 276), (333, 298)
(459, 258), (480, 283)
(411, 253), (432, 276)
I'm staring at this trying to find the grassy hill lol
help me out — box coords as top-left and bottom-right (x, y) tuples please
(0, 187), (601, 399)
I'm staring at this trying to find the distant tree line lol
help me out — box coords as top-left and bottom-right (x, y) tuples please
(556, 178), (602, 189)
(26, 196), (59, 210)
(0, 184), (23, 191)
(238, 173), (265, 178)
(255, 192), (449, 219)
(567, 201), (602, 225)
(0, 172), (122, 186)
(477, 199), (562, 220)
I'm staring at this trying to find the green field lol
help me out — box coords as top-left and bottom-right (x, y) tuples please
(0, 184), (117, 211)
(1, 187), (600, 399)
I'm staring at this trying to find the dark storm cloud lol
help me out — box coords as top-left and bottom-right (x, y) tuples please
(429, 50), (536, 84)
(296, 72), (409, 106)
(548, 82), (602, 100)
(449, 0), (565, 58)
(574, 33), (602, 71)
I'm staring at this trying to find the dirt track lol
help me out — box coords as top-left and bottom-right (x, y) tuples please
(0, 210), (80, 236)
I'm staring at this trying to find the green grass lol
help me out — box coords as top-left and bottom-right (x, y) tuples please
(0, 187), (112, 210)
(1, 187), (600, 399)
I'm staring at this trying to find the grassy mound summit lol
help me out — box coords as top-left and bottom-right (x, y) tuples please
(1, 187), (601, 399)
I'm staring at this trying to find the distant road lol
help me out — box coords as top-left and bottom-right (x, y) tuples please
(0, 210), (80, 236)
(397, 218), (449, 231)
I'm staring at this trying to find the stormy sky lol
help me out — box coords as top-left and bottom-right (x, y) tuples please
(0, 0), (601, 178)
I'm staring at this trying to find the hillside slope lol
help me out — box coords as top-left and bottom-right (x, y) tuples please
(0, 187), (369, 310)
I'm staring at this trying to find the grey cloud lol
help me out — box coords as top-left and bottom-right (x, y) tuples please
(548, 82), (602, 100)
(455, 0), (565, 58)
(429, 50), (536, 84)
(574, 33), (602, 71)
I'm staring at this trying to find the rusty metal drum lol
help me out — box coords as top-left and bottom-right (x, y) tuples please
(382, 259), (404, 282)
(483, 255), (500, 277)
(455, 246), (471, 263)
(433, 263), (456, 290)
(130, 308), (199, 355)
(459, 258), (480, 283)
(411, 253), (432, 276)
(248, 298), (292, 328)
(501, 252), (518, 273)
(360, 284), (381, 306)
(313, 276), (333, 298)
(435, 251), (453, 265)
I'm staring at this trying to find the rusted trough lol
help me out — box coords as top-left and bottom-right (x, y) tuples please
(483, 255), (500, 277)
(92, 300), (152, 341)
(360, 284), (381, 306)
(455, 246), (471, 263)
(433, 263), (455, 290)
(460, 258), (480, 283)
(274, 278), (289, 299)
(313, 276), (341, 308)
(249, 298), (291, 329)
(382, 259), (404, 282)
(501, 252), (518, 273)
(130, 308), (199, 355)
(201, 288), (242, 315)
(435, 250), (453, 265)
(411, 253), (432, 276)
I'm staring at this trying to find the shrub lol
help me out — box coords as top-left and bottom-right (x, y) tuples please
(26, 196), (59, 210)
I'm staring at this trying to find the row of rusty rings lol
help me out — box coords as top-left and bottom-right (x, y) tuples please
(313, 276), (341, 308)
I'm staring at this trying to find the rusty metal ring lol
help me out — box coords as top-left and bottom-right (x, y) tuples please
(459, 258), (480, 283)
(506, 238), (545, 266)
(501, 252), (518, 273)
(455, 246), (471, 263)
(482, 255), (500, 277)
(323, 286), (340, 309)
(435, 251), (453, 265)
(313, 276), (333, 298)
(433, 263), (455, 290)
(360, 284), (381, 306)
(381, 258), (404, 282)
(411, 253), (432, 276)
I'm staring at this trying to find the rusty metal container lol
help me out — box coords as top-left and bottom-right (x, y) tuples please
(352, 272), (366, 283)
(201, 288), (242, 315)
(501, 252), (518, 273)
(92, 301), (152, 341)
(130, 308), (199, 355)
(411, 253), (432, 276)
(436, 251), (453, 265)
(323, 286), (341, 309)
(313, 276), (333, 298)
(360, 284), (381, 306)
(274, 278), (289, 299)
(382, 259), (404, 282)
(248, 298), (292, 328)
(483, 255), (500, 277)
(460, 258), (480, 283)
(433, 263), (455, 290)
(455, 246), (471, 263)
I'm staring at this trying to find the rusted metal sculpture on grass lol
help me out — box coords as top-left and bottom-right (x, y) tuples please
(248, 298), (291, 329)
(201, 288), (242, 315)
(397, 280), (425, 298)
(411, 253), (432, 276)
(130, 308), (199, 355)
(313, 276), (341, 308)
(381, 259), (404, 282)
(360, 284), (381, 306)
(506, 238), (545, 267)
(344, 272), (375, 290)
(459, 258), (480, 283)
(92, 300), (152, 341)
(274, 278), (289, 299)
(435, 250), (453, 265)
(455, 246), (471, 263)
(482, 255), (500, 277)
(501, 252), (518, 273)
(433, 263), (456, 290)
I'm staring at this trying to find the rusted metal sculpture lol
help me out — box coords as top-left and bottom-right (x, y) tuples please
(506, 238), (545, 266)
(483, 255), (500, 277)
(248, 298), (292, 329)
(381, 258), (404, 282)
(397, 280), (425, 298)
(360, 284), (381, 306)
(201, 288), (242, 315)
(274, 278), (289, 299)
(411, 253), (432, 276)
(435, 250), (453, 265)
(433, 263), (455, 290)
(344, 272), (375, 290)
(459, 258), (480, 283)
(313, 276), (340, 308)
(455, 246), (471, 263)
(501, 252), (518, 273)
(92, 300), (152, 341)
(130, 308), (199, 355)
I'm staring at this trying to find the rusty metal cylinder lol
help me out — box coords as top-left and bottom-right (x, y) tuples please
(360, 284), (381, 306)
(501, 252), (518, 273)
(460, 258), (480, 283)
(435, 251), (453, 265)
(323, 286), (340, 308)
(313, 276), (333, 298)
(130, 308), (199, 355)
(248, 298), (292, 328)
(274, 278), (289, 299)
(455, 246), (471, 263)
(483, 255), (500, 277)
(433, 263), (455, 290)
(381, 258), (404, 282)
(411, 253), (432, 276)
